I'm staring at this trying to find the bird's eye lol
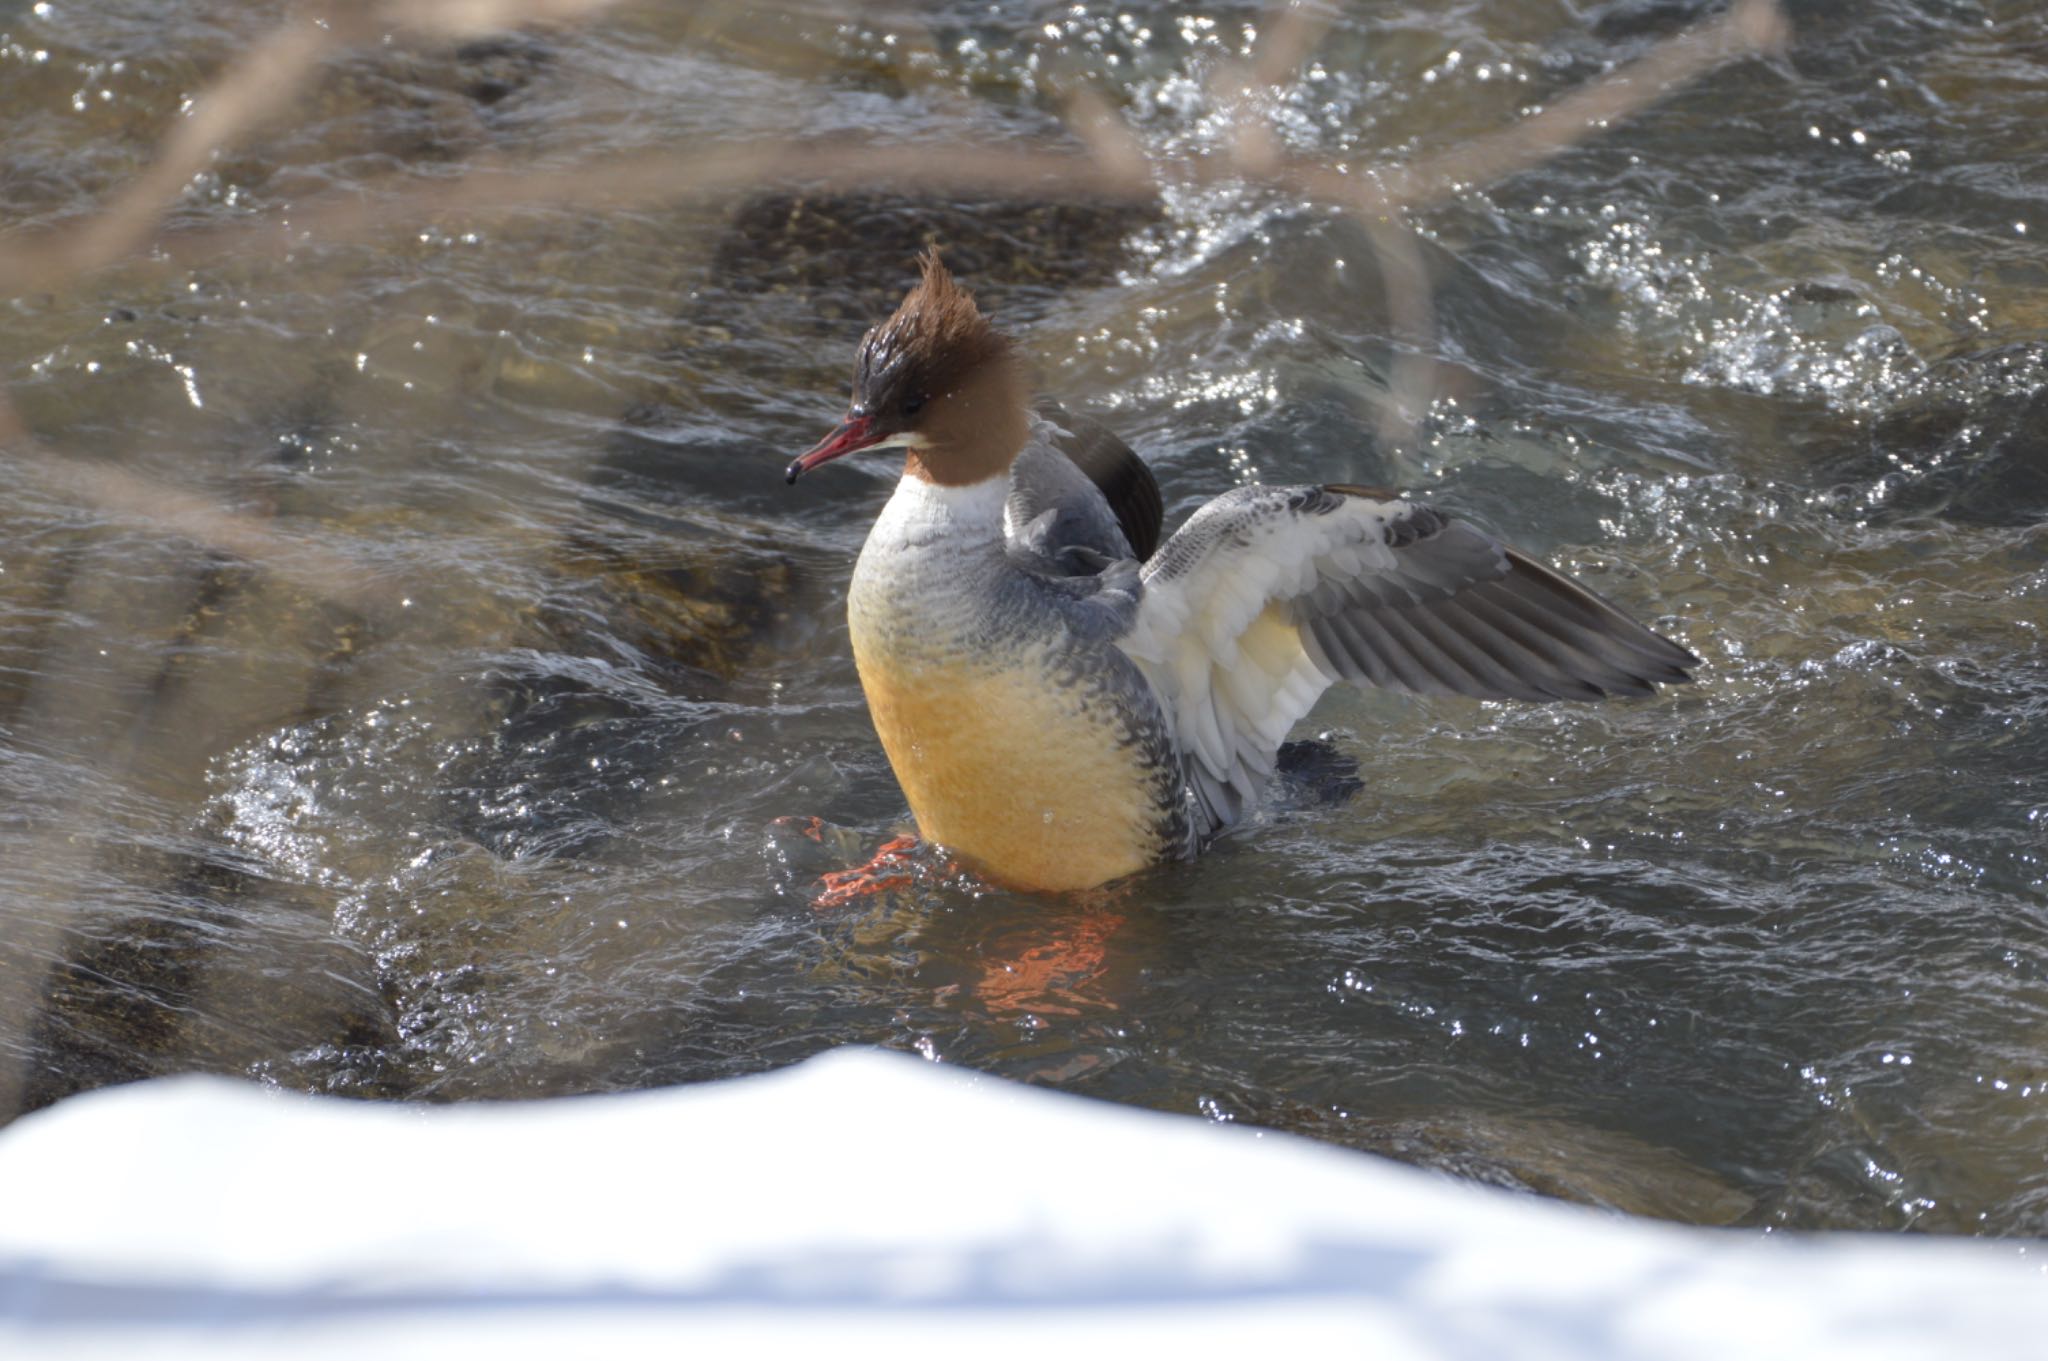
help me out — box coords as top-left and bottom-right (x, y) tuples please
(902, 394), (926, 417)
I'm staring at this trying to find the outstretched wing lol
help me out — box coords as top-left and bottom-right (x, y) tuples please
(1116, 484), (1697, 837)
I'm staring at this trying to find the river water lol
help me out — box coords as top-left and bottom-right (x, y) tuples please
(1, 0), (2044, 1234)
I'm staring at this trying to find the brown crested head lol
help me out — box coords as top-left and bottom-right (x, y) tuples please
(785, 248), (1031, 487)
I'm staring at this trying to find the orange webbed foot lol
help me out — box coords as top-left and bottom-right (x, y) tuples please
(811, 833), (922, 910)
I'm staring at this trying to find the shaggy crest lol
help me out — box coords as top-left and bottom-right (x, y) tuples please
(852, 248), (1011, 418)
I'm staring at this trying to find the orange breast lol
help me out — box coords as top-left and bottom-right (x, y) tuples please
(852, 643), (1164, 892)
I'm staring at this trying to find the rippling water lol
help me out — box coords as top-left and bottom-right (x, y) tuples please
(2, 0), (2045, 1234)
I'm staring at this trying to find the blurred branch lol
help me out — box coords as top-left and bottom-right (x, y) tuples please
(1248, 1), (1338, 92)
(0, 395), (393, 616)
(1218, 0), (1339, 172)
(1385, 0), (1791, 206)
(390, 0), (627, 39)
(0, 0), (1789, 570)
(1050, 83), (1155, 186)
(0, 0), (1788, 294)
(49, 18), (336, 287)
(0, 0), (629, 297)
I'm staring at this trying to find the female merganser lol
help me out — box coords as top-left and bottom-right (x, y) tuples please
(786, 250), (1695, 892)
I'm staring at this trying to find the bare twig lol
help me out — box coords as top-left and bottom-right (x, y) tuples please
(1201, 1), (1339, 174)
(0, 0), (1788, 297)
(0, 394), (392, 615)
(0, 0), (1791, 535)
(0, 0), (634, 296)
(1249, 1), (1337, 92)
(1, 17), (335, 295)
(390, 0), (627, 39)
(1052, 84), (1155, 186)
(1361, 212), (1439, 450)
(1387, 0), (1791, 208)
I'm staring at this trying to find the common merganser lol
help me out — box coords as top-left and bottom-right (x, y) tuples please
(786, 250), (1695, 893)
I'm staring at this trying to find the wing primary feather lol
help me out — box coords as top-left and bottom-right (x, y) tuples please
(1335, 610), (1446, 696)
(1459, 588), (1649, 696)
(1376, 607), (1496, 696)
(1298, 618), (1346, 681)
(1431, 599), (1608, 701)
(1490, 572), (1685, 685)
(1502, 549), (1698, 673)
(1401, 605), (1557, 701)
(1313, 613), (1400, 690)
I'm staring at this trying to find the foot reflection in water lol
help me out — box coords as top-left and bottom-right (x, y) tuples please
(974, 900), (1127, 1020)
(805, 825), (1130, 1020)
